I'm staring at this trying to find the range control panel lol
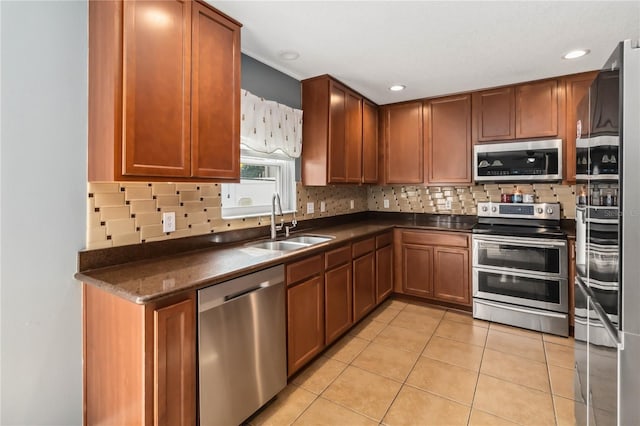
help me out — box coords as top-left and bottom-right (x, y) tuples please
(477, 202), (561, 221)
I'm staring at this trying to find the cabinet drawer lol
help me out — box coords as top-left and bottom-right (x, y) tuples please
(376, 232), (392, 249)
(287, 255), (323, 285)
(401, 231), (468, 248)
(352, 238), (375, 258)
(325, 245), (352, 270)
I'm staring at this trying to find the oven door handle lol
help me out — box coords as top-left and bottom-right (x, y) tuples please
(476, 300), (568, 319)
(473, 235), (567, 248)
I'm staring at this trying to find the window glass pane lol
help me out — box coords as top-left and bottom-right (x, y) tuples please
(221, 151), (296, 218)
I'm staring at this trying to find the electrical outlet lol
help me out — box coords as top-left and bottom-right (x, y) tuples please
(162, 212), (176, 233)
(306, 202), (314, 214)
(445, 199), (452, 210)
(350, 199), (355, 209)
(383, 199), (390, 208)
(320, 201), (326, 212)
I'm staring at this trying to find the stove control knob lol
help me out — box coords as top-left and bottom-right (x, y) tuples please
(537, 207), (543, 214)
(491, 206), (497, 213)
(481, 206), (488, 212)
(547, 207), (554, 215)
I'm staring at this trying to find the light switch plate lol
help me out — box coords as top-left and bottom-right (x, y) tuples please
(350, 200), (355, 209)
(445, 199), (452, 210)
(162, 212), (176, 233)
(306, 202), (314, 214)
(320, 201), (326, 212)
(383, 199), (390, 208)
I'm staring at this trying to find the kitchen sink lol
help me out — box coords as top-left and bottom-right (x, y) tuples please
(245, 235), (334, 252)
(284, 235), (334, 245)
(247, 241), (309, 251)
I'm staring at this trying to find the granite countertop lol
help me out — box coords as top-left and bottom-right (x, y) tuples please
(75, 217), (475, 304)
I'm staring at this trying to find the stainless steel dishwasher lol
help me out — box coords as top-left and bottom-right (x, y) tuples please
(198, 265), (286, 426)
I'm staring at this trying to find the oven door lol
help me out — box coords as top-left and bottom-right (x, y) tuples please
(472, 235), (567, 278)
(473, 268), (568, 312)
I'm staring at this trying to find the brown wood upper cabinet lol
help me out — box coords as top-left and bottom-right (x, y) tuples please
(424, 94), (472, 185)
(89, 0), (241, 181)
(302, 75), (377, 185)
(380, 101), (424, 184)
(473, 79), (560, 143)
(362, 99), (379, 183)
(564, 72), (598, 183)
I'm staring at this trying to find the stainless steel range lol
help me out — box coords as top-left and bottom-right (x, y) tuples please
(472, 202), (568, 336)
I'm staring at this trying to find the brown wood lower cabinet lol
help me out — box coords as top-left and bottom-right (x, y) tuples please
(286, 256), (324, 376)
(324, 245), (353, 345)
(83, 284), (195, 426)
(353, 238), (376, 322)
(375, 233), (393, 303)
(433, 247), (470, 305)
(401, 244), (434, 297)
(396, 229), (471, 307)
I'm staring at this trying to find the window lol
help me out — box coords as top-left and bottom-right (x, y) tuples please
(221, 150), (296, 218)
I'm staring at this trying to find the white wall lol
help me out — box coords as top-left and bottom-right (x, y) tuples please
(1, 1), (87, 424)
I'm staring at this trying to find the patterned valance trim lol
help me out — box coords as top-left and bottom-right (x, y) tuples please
(240, 89), (303, 158)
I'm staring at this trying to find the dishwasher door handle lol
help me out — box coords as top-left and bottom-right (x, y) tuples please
(224, 284), (266, 302)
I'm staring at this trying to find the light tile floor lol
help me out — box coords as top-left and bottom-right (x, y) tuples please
(249, 298), (576, 426)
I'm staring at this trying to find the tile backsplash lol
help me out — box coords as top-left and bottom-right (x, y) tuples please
(86, 181), (577, 249)
(86, 182), (367, 249)
(368, 183), (577, 218)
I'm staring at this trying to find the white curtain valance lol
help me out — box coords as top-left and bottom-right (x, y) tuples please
(240, 89), (303, 158)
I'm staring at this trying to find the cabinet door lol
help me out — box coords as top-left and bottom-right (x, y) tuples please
(325, 263), (353, 344)
(515, 80), (559, 138)
(345, 91), (363, 183)
(433, 247), (470, 305)
(122, 0), (192, 177)
(376, 244), (393, 303)
(287, 276), (324, 375)
(154, 299), (196, 426)
(425, 95), (472, 185)
(565, 72), (597, 183)
(328, 82), (347, 183)
(353, 252), (376, 322)
(382, 102), (424, 184)
(191, 2), (240, 179)
(402, 244), (433, 298)
(362, 100), (378, 183)
(474, 87), (515, 142)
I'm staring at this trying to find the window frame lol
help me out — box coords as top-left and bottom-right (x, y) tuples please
(220, 149), (297, 219)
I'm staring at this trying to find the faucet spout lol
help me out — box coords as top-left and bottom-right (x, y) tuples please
(271, 193), (283, 240)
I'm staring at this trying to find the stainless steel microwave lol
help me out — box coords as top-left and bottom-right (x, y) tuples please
(473, 139), (563, 182)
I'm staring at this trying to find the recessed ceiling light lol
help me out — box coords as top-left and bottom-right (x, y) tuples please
(389, 85), (406, 91)
(278, 50), (300, 61)
(563, 49), (590, 60)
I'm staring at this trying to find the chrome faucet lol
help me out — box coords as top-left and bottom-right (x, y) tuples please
(271, 193), (284, 240)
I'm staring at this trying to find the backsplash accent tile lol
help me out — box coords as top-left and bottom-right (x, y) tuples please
(86, 182), (368, 249)
(86, 181), (577, 250)
(368, 184), (576, 219)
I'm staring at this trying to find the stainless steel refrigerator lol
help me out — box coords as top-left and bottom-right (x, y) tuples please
(574, 39), (640, 425)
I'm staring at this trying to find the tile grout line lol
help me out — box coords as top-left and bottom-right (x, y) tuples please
(542, 338), (561, 426)
(467, 323), (489, 426)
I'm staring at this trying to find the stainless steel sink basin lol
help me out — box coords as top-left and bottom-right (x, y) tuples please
(245, 235), (335, 252)
(248, 241), (309, 251)
(285, 235), (334, 245)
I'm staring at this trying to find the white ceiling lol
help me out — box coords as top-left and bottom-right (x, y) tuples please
(211, 1), (640, 105)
